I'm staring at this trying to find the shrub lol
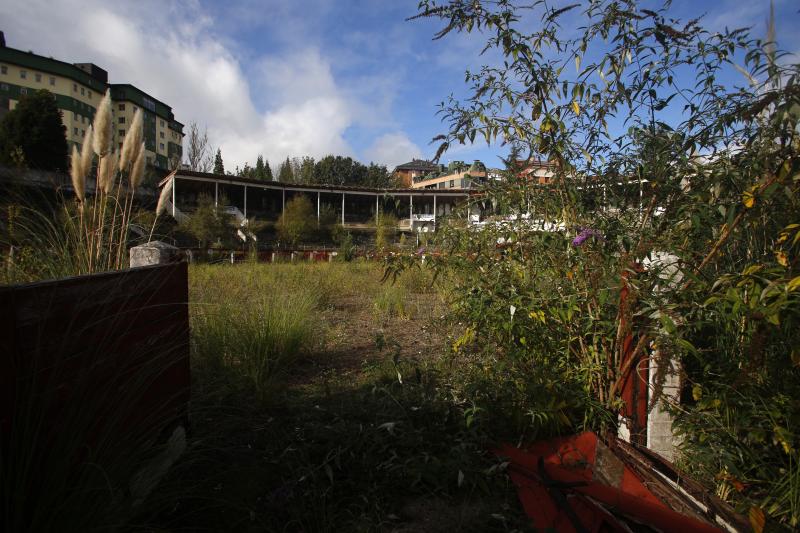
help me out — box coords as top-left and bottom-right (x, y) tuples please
(276, 195), (315, 246)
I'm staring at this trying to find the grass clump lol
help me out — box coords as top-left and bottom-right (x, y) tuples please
(190, 263), (320, 402)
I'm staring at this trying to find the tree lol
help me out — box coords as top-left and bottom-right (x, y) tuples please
(255, 155), (269, 180)
(277, 157), (294, 182)
(213, 148), (225, 175)
(276, 195), (315, 246)
(297, 156), (316, 184)
(0, 89), (67, 171)
(178, 194), (234, 248)
(185, 122), (212, 172)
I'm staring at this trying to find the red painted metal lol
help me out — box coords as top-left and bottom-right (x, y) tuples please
(617, 266), (649, 444)
(497, 432), (723, 533)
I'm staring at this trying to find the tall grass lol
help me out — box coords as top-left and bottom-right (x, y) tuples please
(190, 263), (333, 401)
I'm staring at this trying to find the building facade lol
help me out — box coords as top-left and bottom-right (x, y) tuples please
(392, 159), (440, 188)
(411, 160), (488, 190)
(0, 33), (183, 170)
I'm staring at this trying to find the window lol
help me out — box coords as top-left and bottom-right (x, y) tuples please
(118, 116), (125, 124)
(118, 103), (125, 111)
(159, 143), (165, 151)
(80, 87), (85, 96)
(49, 76), (55, 86)
(449, 179), (454, 188)
(119, 129), (125, 137)
(0, 83), (8, 91)
(20, 70), (26, 79)
(159, 131), (164, 139)
(35, 73), (41, 82)
(160, 119), (164, 127)
(20, 87), (27, 95)
(74, 127), (78, 135)
(73, 83), (77, 92)
(81, 129), (85, 137)
(0, 65), (6, 74)
(119, 142), (123, 149)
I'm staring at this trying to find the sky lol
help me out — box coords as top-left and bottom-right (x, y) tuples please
(1, 0), (798, 171)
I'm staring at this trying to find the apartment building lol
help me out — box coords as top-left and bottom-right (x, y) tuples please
(0, 32), (183, 170)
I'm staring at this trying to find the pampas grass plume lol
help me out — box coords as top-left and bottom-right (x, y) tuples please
(119, 109), (143, 170)
(99, 152), (118, 194)
(156, 176), (173, 216)
(79, 125), (94, 177)
(130, 141), (146, 190)
(70, 145), (85, 202)
(92, 89), (112, 157)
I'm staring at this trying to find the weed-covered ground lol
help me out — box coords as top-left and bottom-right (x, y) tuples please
(134, 261), (528, 532)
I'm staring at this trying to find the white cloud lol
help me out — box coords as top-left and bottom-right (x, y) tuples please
(364, 132), (423, 168)
(0, 0), (391, 170)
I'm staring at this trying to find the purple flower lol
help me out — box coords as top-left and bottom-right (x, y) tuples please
(572, 228), (603, 247)
(416, 246), (426, 255)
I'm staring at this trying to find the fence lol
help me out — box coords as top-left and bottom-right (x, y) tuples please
(0, 262), (190, 529)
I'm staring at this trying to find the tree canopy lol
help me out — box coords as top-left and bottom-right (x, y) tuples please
(0, 89), (67, 171)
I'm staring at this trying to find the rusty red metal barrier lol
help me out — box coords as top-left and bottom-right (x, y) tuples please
(496, 431), (744, 532)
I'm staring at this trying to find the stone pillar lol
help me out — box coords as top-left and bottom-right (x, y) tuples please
(647, 353), (681, 462)
(129, 241), (180, 268)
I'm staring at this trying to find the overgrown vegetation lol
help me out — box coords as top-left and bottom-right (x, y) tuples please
(135, 262), (526, 532)
(389, 0), (800, 528)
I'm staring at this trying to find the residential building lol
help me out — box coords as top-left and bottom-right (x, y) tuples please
(411, 160), (488, 190)
(0, 32), (183, 170)
(392, 159), (439, 188)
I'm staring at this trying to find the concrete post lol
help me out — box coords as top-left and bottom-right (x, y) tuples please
(341, 193), (345, 225)
(243, 185), (247, 219)
(130, 241), (180, 268)
(317, 191), (320, 224)
(433, 195), (437, 228)
(214, 182), (218, 208)
(171, 176), (176, 217)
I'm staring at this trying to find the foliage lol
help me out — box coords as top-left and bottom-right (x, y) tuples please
(0, 89), (67, 171)
(277, 156), (294, 183)
(213, 148), (225, 175)
(375, 211), (398, 250)
(178, 194), (235, 249)
(276, 195), (315, 246)
(402, 0), (800, 526)
(136, 262), (525, 532)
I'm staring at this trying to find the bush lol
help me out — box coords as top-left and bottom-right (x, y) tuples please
(276, 195), (315, 246)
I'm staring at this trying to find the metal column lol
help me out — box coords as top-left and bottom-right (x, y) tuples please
(171, 176), (176, 217)
(282, 189), (285, 214)
(243, 185), (247, 219)
(341, 193), (345, 225)
(317, 191), (321, 222)
(433, 194), (437, 228)
(214, 182), (218, 207)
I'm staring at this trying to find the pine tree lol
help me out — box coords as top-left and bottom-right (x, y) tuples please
(264, 158), (273, 181)
(213, 148), (225, 175)
(278, 156), (294, 182)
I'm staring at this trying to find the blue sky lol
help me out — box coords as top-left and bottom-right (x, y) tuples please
(1, 0), (798, 170)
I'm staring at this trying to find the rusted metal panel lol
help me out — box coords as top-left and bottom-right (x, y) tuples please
(0, 262), (190, 451)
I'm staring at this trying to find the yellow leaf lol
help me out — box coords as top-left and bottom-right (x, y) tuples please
(571, 100), (580, 115)
(692, 384), (702, 401)
(776, 250), (788, 267)
(743, 187), (756, 208)
(749, 506), (765, 533)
